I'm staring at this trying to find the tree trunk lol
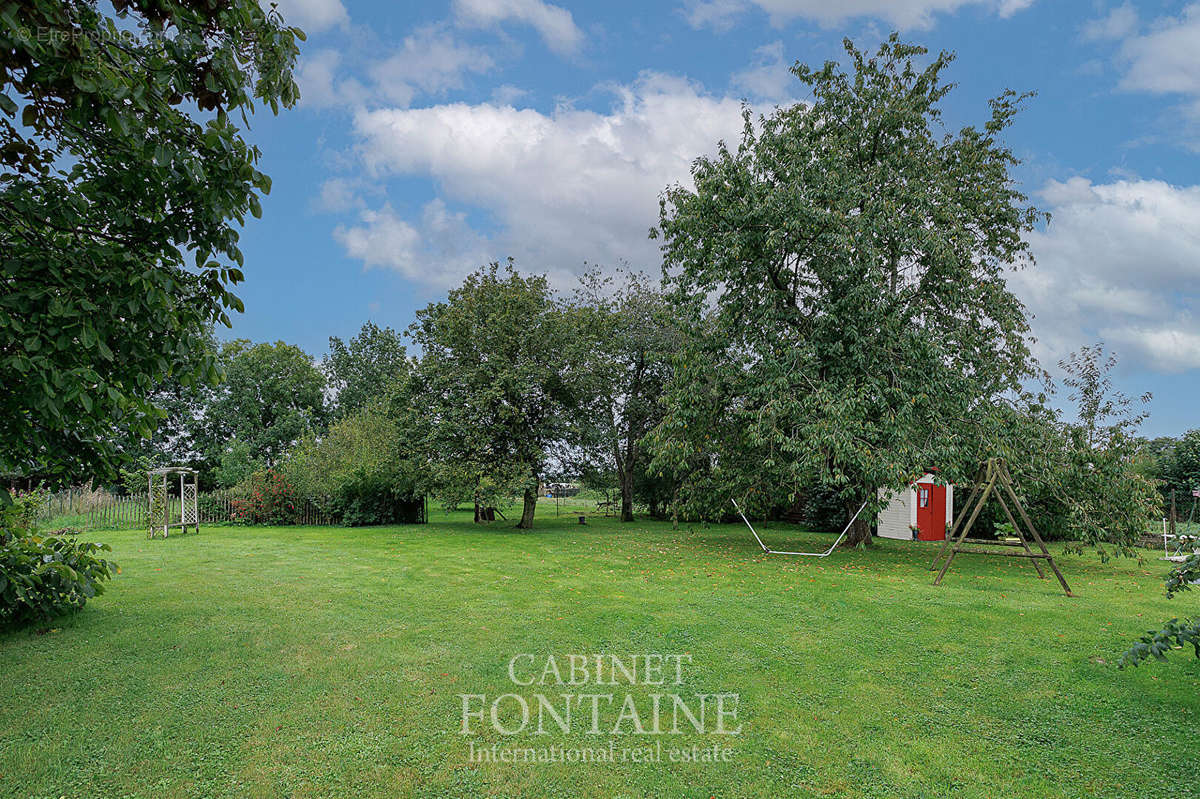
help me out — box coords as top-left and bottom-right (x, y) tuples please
(619, 469), (634, 522)
(616, 426), (639, 523)
(516, 487), (536, 529)
(841, 498), (872, 548)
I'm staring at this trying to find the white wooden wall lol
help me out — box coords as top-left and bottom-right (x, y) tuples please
(877, 475), (954, 540)
(877, 486), (916, 540)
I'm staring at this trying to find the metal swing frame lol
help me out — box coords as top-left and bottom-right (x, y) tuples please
(732, 498), (869, 558)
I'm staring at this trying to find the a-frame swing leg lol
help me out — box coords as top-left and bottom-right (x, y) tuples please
(929, 488), (974, 572)
(930, 464), (986, 571)
(997, 468), (1073, 597)
(933, 466), (998, 586)
(994, 491), (1047, 580)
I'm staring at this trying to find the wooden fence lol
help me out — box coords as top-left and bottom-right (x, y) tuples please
(39, 488), (338, 530)
(39, 490), (149, 530)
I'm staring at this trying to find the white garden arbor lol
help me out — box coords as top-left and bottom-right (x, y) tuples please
(147, 466), (200, 538)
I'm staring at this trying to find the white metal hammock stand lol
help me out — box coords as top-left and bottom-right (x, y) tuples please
(732, 498), (869, 557)
(1162, 494), (1200, 562)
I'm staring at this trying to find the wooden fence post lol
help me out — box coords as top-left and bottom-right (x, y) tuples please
(1170, 490), (1177, 539)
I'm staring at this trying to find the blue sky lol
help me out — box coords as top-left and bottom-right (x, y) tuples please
(232, 0), (1200, 436)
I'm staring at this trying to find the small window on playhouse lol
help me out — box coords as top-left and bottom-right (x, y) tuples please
(918, 487), (929, 508)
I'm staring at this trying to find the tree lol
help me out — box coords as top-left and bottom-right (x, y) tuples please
(0, 1), (303, 486)
(1060, 345), (1149, 449)
(325, 322), (410, 420)
(405, 263), (577, 529)
(651, 35), (1043, 544)
(974, 349), (1159, 551)
(571, 270), (682, 521)
(109, 329), (222, 480)
(212, 439), (261, 490)
(1132, 435), (1178, 499)
(1134, 430), (1200, 508)
(199, 340), (326, 471)
(1163, 430), (1200, 499)
(1051, 345), (1159, 553)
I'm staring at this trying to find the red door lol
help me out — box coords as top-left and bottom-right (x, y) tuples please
(915, 482), (946, 541)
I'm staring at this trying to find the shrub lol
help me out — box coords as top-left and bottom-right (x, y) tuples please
(281, 405), (426, 526)
(214, 440), (263, 490)
(0, 494), (117, 629)
(230, 469), (300, 525)
(331, 467), (424, 526)
(5, 487), (47, 533)
(281, 405), (397, 498)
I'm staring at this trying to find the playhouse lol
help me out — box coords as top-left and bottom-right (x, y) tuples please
(877, 473), (953, 541)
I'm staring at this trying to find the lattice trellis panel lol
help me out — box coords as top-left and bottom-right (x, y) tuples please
(183, 483), (198, 524)
(148, 479), (168, 538)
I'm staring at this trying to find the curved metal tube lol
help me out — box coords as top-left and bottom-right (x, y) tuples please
(732, 497), (869, 557)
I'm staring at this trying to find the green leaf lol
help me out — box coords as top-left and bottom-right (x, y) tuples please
(71, 73), (98, 93)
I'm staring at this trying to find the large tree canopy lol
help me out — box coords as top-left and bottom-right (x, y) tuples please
(325, 322), (410, 420)
(0, 0), (303, 484)
(1142, 429), (1200, 501)
(571, 270), (683, 522)
(405, 262), (578, 529)
(109, 328), (221, 483)
(651, 35), (1044, 543)
(198, 340), (326, 472)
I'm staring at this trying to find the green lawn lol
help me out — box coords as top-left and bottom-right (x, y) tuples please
(2, 510), (1198, 799)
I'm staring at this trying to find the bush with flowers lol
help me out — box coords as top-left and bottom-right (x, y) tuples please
(229, 469), (301, 525)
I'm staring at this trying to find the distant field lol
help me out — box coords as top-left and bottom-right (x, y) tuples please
(534, 493), (623, 516)
(1, 509), (1197, 798)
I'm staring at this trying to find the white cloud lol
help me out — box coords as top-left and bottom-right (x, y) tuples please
(1012, 177), (1200, 373)
(731, 41), (797, 103)
(1118, 3), (1200, 96)
(314, 176), (380, 213)
(338, 73), (748, 287)
(316, 178), (357, 212)
(684, 0), (750, 31)
(684, 0), (1033, 30)
(267, 0), (348, 33)
(1088, 4), (1200, 147)
(295, 49), (362, 109)
(296, 28), (492, 111)
(995, 0), (1033, 15)
(369, 26), (495, 107)
(1100, 326), (1200, 373)
(491, 84), (530, 106)
(335, 205), (422, 274)
(1082, 2), (1137, 42)
(453, 0), (584, 55)
(336, 199), (501, 284)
